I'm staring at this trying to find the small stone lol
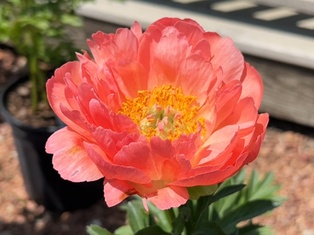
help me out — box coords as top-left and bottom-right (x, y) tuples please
(16, 86), (30, 97)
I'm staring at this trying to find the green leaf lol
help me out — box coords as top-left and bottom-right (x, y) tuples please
(147, 203), (173, 233)
(61, 14), (83, 27)
(194, 196), (212, 229)
(135, 225), (171, 235)
(193, 221), (226, 235)
(213, 184), (246, 203)
(218, 200), (279, 234)
(126, 200), (149, 233)
(114, 225), (133, 235)
(188, 185), (218, 200)
(247, 170), (259, 199)
(249, 172), (281, 200)
(86, 224), (114, 235)
(171, 208), (187, 235)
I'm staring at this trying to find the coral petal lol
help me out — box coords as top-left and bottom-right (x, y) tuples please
(104, 180), (131, 207)
(148, 186), (188, 210)
(241, 63), (264, 108)
(84, 142), (151, 184)
(46, 127), (103, 182)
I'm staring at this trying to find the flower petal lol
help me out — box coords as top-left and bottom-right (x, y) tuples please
(243, 113), (269, 164)
(240, 62), (264, 108)
(46, 127), (103, 182)
(205, 33), (244, 82)
(176, 55), (214, 105)
(84, 142), (151, 184)
(148, 186), (189, 210)
(104, 180), (133, 207)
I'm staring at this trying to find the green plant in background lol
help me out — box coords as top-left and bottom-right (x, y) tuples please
(0, 0), (92, 111)
(87, 169), (284, 235)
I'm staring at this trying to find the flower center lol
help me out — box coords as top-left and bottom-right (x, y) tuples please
(119, 85), (205, 140)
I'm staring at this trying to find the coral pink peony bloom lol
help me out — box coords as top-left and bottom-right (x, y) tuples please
(46, 17), (269, 210)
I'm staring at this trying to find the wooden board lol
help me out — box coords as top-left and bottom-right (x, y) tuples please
(246, 55), (314, 127)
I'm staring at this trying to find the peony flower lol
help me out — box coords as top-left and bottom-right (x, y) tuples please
(46, 17), (269, 210)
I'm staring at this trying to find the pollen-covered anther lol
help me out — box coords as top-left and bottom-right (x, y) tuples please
(119, 85), (206, 140)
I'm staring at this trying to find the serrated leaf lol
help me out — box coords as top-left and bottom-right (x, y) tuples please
(126, 200), (149, 233)
(135, 225), (171, 235)
(218, 200), (278, 234)
(86, 224), (114, 235)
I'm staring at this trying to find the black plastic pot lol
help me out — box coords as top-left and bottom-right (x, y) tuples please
(0, 75), (104, 212)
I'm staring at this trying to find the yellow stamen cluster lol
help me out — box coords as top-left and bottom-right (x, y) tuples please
(119, 85), (205, 140)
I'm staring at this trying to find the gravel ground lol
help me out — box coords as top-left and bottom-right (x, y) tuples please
(0, 118), (313, 235)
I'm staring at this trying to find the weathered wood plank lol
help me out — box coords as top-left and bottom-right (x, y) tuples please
(245, 55), (314, 127)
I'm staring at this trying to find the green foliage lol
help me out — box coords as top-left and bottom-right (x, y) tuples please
(0, 0), (92, 111)
(126, 200), (150, 233)
(87, 169), (284, 235)
(86, 224), (114, 235)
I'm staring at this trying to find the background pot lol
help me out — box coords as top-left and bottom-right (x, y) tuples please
(0, 75), (104, 212)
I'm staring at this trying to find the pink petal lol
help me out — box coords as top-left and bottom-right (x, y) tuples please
(172, 151), (248, 187)
(114, 140), (159, 179)
(88, 99), (137, 133)
(112, 61), (148, 98)
(92, 126), (139, 159)
(104, 180), (133, 207)
(220, 97), (258, 127)
(114, 28), (139, 61)
(84, 142), (151, 184)
(146, 27), (191, 88)
(193, 125), (239, 167)
(47, 62), (89, 135)
(240, 63), (264, 108)
(148, 186), (189, 210)
(131, 21), (143, 39)
(243, 113), (269, 164)
(204, 33), (244, 82)
(173, 19), (205, 45)
(46, 127), (103, 182)
(87, 31), (115, 65)
(176, 55), (214, 105)
(214, 80), (242, 128)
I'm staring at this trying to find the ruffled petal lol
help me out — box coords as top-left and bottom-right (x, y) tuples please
(104, 180), (132, 207)
(192, 125), (239, 167)
(171, 151), (248, 187)
(176, 55), (214, 105)
(204, 33), (244, 82)
(148, 186), (189, 210)
(46, 62), (89, 136)
(46, 127), (103, 182)
(213, 80), (242, 129)
(145, 27), (192, 88)
(243, 113), (269, 164)
(84, 142), (151, 184)
(114, 140), (160, 179)
(240, 63), (264, 109)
